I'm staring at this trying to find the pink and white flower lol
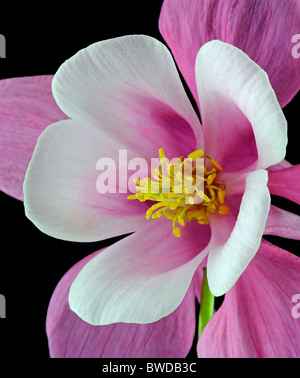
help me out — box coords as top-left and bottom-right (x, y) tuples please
(22, 36), (286, 324)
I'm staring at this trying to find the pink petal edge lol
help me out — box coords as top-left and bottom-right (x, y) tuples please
(47, 248), (197, 358)
(197, 239), (300, 358)
(0, 75), (67, 200)
(159, 0), (300, 109)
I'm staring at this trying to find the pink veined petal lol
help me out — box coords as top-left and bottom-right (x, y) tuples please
(197, 239), (300, 358)
(24, 119), (151, 242)
(264, 205), (300, 240)
(159, 0), (300, 109)
(195, 40), (287, 173)
(52, 35), (202, 157)
(69, 219), (211, 325)
(207, 169), (270, 297)
(268, 165), (300, 205)
(47, 249), (196, 358)
(0, 75), (67, 200)
(268, 159), (292, 172)
(192, 260), (206, 303)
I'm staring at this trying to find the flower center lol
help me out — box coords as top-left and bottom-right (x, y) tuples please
(128, 148), (230, 237)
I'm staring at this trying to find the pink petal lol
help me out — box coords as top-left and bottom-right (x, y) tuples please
(268, 165), (300, 205)
(197, 240), (300, 358)
(195, 40), (287, 173)
(0, 76), (67, 200)
(69, 219), (211, 325)
(159, 0), (300, 109)
(264, 205), (300, 240)
(268, 159), (292, 172)
(52, 35), (202, 156)
(24, 119), (149, 242)
(192, 261), (206, 303)
(47, 249), (196, 358)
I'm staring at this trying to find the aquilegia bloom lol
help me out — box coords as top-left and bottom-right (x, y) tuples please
(0, 0), (299, 358)
(23, 36), (286, 323)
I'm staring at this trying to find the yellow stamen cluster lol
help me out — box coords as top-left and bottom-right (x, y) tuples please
(128, 148), (230, 237)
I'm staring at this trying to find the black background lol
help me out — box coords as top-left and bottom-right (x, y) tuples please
(0, 0), (299, 363)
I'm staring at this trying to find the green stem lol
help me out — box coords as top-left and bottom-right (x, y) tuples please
(198, 267), (215, 338)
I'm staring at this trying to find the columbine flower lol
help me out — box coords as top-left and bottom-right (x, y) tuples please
(0, 0), (299, 358)
(23, 35), (287, 324)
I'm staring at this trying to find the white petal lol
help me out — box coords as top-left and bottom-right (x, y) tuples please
(195, 40), (287, 172)
(52, 35), (202, 156)
(69, 220), (210, 325)
(24, 119), (148, 242)
(207, 169), (270, 296)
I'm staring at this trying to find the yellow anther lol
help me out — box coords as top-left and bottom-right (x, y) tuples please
(206, 156), (223, 171)
(217, 204), (230, 215)
(159, 148), (166, 161)
(127, 195), (137, 200)
(206, 203), (217, 213)
(169, 202), (178, 210)
(195, 188), (210, 202)
(187, 196), (195, 205)
(218, 190), (225, 204)
(178, 216), (185, 227)
(127, 148), (229, 237)
(207, 187), (216, 201)
(173, 227), (181, 237)
(207, 173), (216, 185)
(136, 193), (146, 201)
(146, 203), (164, 220)
(188, 149), (204, 160)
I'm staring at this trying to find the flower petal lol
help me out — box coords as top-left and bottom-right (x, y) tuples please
(52, 35), (202, 156)
(268, 159), (292, 172)
(195, 40), (287, 172)
(192, 261), (206, 303)
(268, 165), (300, 205)
(47, 249), (196, 358)
(159, 0), (300, 108)
(0, 76), (67, 200)
(197, 240), (300, 358)
(24, 119), (150, 242)
(69, 219), (211, 325)
(264, 205), (300, 240)
(207, 169), (270, 296)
